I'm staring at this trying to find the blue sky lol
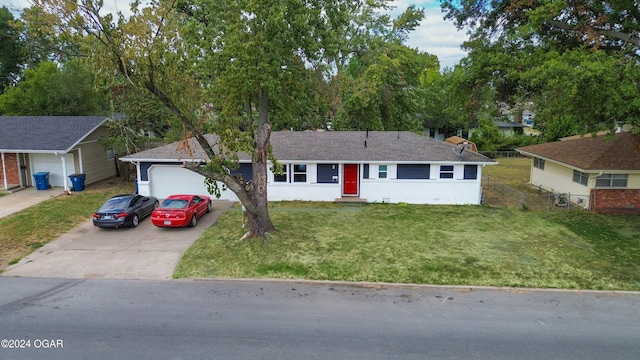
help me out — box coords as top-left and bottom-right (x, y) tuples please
(1, 0), (468, 68)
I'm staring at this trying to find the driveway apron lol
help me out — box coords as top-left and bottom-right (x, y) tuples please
(2, 201), (234, 280)
(0, 187), (65, 219)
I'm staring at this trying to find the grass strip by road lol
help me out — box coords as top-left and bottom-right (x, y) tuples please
(174, 201), (640, 291)
(0, 179), (132, 270)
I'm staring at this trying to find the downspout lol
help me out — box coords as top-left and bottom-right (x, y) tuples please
(1, 152), (7, 190)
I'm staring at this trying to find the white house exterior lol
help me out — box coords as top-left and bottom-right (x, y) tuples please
(121, 131), (497, 205)
(517, 131), (640, 213)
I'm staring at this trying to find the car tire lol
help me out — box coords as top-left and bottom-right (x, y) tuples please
(189, 214), (197, 227)
(132, 214), (140, 227)
(207, 201), (212, 213)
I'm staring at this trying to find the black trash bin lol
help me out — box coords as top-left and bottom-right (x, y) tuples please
(69, 173), (86, 191)
(33, 172), (50, 190)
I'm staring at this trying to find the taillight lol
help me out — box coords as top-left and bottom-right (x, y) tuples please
(115, 212), (128, 219)
(93, 213), (100, 219)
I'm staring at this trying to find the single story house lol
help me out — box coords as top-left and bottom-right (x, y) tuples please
(121, 131), (497, 205)
(0, 116), (118, 192)
(516, 131), (640, 213)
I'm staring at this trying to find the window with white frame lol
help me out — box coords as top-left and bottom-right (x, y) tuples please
(572, 170), (588, 186)
(440, 165), (454, 179)
(595, 174), (627, 188)
(533, 158), (545, 170)
(293, 164), (307, 183)
(378, 165), (387, 179)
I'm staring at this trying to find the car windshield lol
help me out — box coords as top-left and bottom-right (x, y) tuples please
(160, 199), (188, 209)
(99, 198), (131, 211)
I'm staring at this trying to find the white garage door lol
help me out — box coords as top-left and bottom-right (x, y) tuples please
(148, 165), (237, 200)
(31, 153), (75, 187)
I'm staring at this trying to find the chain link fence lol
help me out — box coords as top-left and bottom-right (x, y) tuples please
(482, 175), (590, 211)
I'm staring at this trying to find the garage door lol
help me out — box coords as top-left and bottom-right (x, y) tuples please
(31, 153), (75, 187)
(148, 165), (237, 200)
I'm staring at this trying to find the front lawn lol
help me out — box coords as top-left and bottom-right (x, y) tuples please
(174, 201), (640, 291)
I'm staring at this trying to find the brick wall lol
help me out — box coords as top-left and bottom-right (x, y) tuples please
(590, 188), (640, 214)
(0, 153), (20, 185)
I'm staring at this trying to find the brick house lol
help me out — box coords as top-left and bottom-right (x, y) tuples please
(516, 131), (640, 214)
(0, 116), (117, 192)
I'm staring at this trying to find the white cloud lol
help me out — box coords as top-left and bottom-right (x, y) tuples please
(388, 0), (469, 68)
(2, 0), (468, 68)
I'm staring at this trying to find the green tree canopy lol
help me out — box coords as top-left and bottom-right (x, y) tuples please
(0, 59), (108, 115)
(0, 7), (25, 93)
(29, 0), (414, 238)
(333, 43), (437, 131)
(440, 0), (640, 139)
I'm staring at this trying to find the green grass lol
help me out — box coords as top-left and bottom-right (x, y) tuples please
(174, 201), (640, 291)
(0, 179), (133, 270)
(483, 157), (534, 193)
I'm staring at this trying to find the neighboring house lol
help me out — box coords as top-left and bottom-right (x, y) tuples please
(121, 131), (497, 205)
(0, 116), (117, 192)
(425, 120), (527, 142)
(465, 121), (527, 138)
(423, 126), (448, 141)
(516, 131), (640, 214)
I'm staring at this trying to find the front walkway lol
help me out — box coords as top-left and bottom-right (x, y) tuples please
(0, 187), (65, 219)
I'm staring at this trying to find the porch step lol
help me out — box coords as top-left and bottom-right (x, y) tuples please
(334, 197), (367, 204)
(0, 185), (24, 194)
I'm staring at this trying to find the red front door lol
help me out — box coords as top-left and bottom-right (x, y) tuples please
(343, 164), (359, 195)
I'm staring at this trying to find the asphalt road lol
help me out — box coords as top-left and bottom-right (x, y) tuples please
(0, 278), (638, 359)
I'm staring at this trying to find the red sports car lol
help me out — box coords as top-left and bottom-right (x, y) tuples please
(151, 195), (212, 228)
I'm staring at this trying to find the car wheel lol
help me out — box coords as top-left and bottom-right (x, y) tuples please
(189, 214), (197, 227)
(132, 214), (140, 227)
(207, 202), (212, 213)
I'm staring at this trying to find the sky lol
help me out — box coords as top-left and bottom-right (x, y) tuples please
(1, 0), (469, 68)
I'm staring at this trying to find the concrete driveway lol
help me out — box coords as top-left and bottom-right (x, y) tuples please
(0, 187), (65, 219)
(2, 201), (234, 280)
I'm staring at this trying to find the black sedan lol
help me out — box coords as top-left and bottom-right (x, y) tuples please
(93, 194), (159, 228)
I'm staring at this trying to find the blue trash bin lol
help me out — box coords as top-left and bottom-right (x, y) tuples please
(33, 172), (50, 190)
(69, 173), (86, 191)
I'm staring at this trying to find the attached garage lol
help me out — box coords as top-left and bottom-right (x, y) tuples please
(30, 153), (76, 188)
(148, 165), (239, 201)
(122, 132), (497, 205)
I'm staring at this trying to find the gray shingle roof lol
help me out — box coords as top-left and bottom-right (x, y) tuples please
(517, 132), (640, 171)
(0, 116), (110, 152)
(122, 131), (496, 164)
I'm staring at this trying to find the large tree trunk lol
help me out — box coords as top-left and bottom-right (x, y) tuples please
(242, 87), (275, 239)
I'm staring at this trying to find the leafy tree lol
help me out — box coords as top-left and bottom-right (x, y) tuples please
(0, 7), (24, 93)
(469, 115), (504, 151)
(440, 0), (640, 139)
(333, 43), (437, 132)
(28, 0), (372, 239)
(0, 59), (108, 115)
